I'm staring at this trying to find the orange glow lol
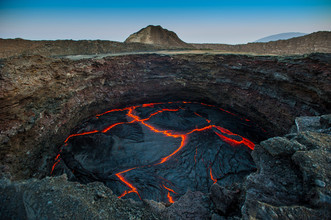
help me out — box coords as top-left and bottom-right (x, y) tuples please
(158, 135), (186, 164)
(163, 185), (176, 203)
(102, 122), (127, 133)
(167, 192), (175, 203)
(200, 103), (216, 108)
(186, 125), (213, 135)
(102, 119), (137, 133)
(52, 101), (256, 202)
(96, 106), (133, 117)
(142, 102), (163, 107)
(141, 108), (180, 121)
(115, 172), (141, 199)
(214, 126), (255, 150)
(116, 167), (136, 175)
(126, 107), (188, 165)
(54, 153), (61, 161)
(210, 167), (217, 184)
(219, 107), (237, 116)
(51, 159), (61, 174)
(118, 190), (129, 198)
(64, 130), (99, 143)
(194, 112), (211, 123)
(163, 185), (177, 194)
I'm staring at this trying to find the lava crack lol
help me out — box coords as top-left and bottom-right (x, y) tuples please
(51, 101), (258, 203)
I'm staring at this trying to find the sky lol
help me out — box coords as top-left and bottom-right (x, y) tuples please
(0, 0), (330, 44)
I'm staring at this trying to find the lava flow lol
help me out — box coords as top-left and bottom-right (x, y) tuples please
(51, 101), (264, 203)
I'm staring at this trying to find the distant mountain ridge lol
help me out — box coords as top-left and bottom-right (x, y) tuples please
(192, 31), (331, 55)
(0, 29), (330, 59)
(125, 25), (193, 49)
(255, 32), (307, 42)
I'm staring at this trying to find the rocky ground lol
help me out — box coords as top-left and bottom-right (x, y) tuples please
(0, 52), (330, 219)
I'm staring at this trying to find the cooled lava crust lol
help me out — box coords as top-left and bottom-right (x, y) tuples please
(51, 101), (266, 203)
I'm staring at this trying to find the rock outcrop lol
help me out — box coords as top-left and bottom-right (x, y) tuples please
(125, 25), (192, 49)
(241, 114), (331, 219)
(0, 174), (159, 219)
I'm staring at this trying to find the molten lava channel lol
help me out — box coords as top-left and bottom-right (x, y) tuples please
(51, 101), (263, 203)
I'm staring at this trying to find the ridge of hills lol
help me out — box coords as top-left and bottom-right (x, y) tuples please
(0, 25), (330, 58)
(254, 32), (307, 42)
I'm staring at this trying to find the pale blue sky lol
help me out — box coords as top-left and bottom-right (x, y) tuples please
(1, 0), (330, 44)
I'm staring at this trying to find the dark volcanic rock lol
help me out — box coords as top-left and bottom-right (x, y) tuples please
(210, 183), (241, 215)
(0, 51), (330, 219)
(292, 132), (331, 208)
(243, 201), (322, 220)
(0, 175), (159, 219)
(260, 137), (306, 156)
(51, 102), (259, 203)
(242, 115), (331, 219)
(294, 115), (331, 134)
(163, 190), (211, 219)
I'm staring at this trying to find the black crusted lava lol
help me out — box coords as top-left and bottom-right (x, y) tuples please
(51, 101), (266, 203)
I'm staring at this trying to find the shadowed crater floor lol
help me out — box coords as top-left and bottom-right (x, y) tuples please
(51, 102), (266, 203)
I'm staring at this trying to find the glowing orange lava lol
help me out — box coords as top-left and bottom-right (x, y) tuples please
(214, 126), (255, 150)
(163, 185), (177, 203)
(51, 159), (61, 174)
(102, 120), (137, 133)
(194, 112), (211, 123)
(64, 130), (99, 143)
(210, 167), (217, 184)
(96, 106), (133, 118)
(115, 167), (141, 199)
(52, 101), (256, 202)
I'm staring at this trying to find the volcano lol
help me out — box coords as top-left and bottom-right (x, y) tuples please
(51, 101), (265, 203)
(125, 25), (193, 48)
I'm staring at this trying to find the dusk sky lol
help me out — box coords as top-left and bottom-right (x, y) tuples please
(0, 0), (330, 44)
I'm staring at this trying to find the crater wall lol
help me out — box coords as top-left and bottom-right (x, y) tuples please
(0, 53), (330, 180)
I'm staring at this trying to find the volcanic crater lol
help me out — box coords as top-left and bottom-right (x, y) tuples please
(0, 52), (330, 219)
